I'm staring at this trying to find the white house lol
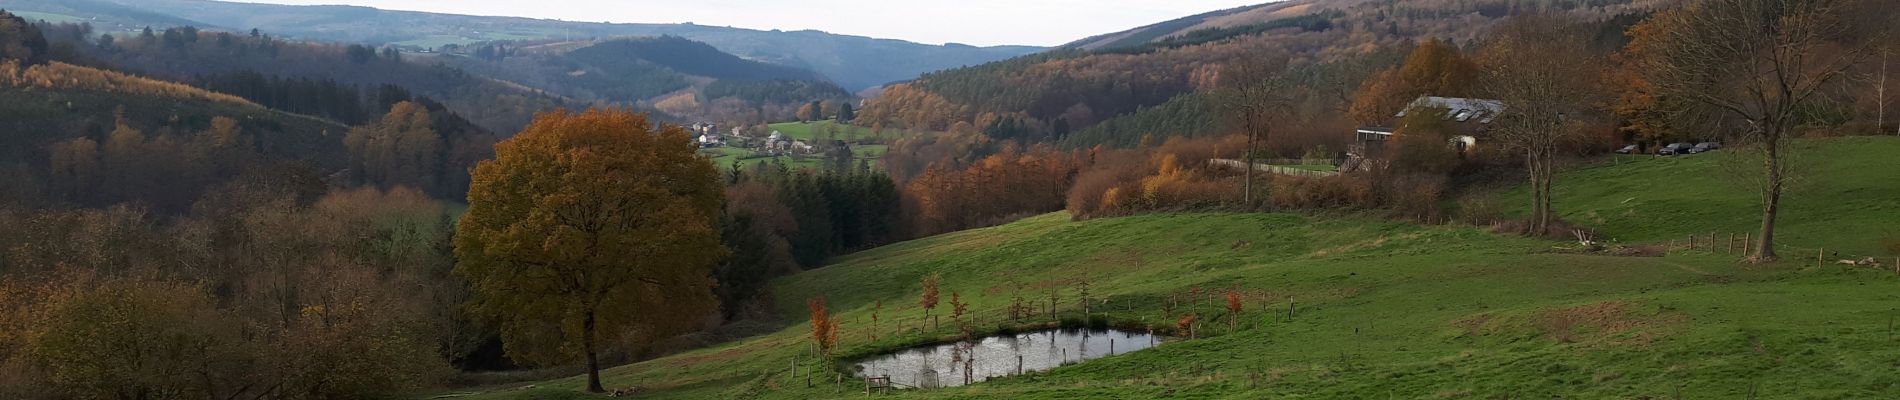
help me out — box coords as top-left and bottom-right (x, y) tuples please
(1355, 96), (1503, 155)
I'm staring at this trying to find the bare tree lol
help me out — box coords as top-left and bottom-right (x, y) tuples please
(1218, 51), (1299, 206)
(1480, 16), (1611, 235)
(1628, 0), (1879, 262)
(1880, 49), (1889, 132)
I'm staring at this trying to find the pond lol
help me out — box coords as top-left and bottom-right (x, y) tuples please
(850, 328), (1163, 389)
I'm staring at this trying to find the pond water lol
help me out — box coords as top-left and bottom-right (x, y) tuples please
(850, 328), (1162, 389)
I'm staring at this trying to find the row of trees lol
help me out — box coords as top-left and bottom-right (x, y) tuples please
(0, 186), (470, 399)
(46, 23), (569, 133)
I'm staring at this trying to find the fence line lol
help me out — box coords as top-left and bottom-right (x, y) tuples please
(1207, 159), (1340, 178)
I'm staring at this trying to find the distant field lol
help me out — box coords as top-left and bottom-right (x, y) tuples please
(445, 136), (1900, 399)
(689, 121), (925, 171)
(13, 11), (85, 24)
(389, 32), (553, 49)
(768, 120), (926, 142)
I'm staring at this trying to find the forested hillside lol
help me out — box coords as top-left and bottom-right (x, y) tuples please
(0, 59), (349, 211)
(418, 36), (850, 124)
(0, 0), (1045, 91)
(858, 0), (1663, 152)
(31, 22), (573, 133)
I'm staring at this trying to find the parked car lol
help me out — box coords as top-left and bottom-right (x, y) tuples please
(1614, 144), (1639, 154)
(1658, 143), (1695, 156)
(1688, 142), (1722, 154)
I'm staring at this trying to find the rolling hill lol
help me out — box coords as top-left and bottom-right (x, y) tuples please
(0, 59), (354, 209)
(446, 137), (1900, 399)
(0, 0), (1046, 91)
(857, 0), (1662, 149)
(417, 36), (850, 123)
(36, 24), (574, 133)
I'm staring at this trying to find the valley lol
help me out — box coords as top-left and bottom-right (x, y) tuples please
(1, 0), (1897, 399)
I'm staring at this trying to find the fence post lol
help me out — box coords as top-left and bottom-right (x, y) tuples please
(1819, 248), (1826, 268)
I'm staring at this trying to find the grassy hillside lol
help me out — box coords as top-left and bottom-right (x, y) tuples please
(1500, 137), (1900, 257)
(444, 136), (1900, 398)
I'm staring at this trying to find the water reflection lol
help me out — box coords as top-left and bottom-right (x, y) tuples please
(851, 328), (1162, 389)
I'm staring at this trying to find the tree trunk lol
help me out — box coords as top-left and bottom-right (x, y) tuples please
(1525, 147), (1552, 235)
(1539, 154), (1550, 233)
(1754, 135), (1783, 262)
(1243, 122), (1256, 206)
(583, 309), (606, 393)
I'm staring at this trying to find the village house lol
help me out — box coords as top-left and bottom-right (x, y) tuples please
(1344, 96), (1502, 172)
(1353, 96), (1501, 156)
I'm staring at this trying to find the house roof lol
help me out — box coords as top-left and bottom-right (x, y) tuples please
(1396, 96), (1505, 124)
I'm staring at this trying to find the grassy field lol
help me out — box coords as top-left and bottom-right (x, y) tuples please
(1499, 136), (1900, 256)
(696, 121), (912, 172)
(441, 137), (1900, 399)
(768, 120), (870, 142)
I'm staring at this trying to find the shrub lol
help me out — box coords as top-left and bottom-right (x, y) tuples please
(1066, 135), (1244, 219)
(1455, 193), (1503, 225)
(1878, 234), (1900, 256)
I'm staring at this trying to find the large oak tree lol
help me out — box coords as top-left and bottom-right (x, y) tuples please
(454, 109), (722, 393)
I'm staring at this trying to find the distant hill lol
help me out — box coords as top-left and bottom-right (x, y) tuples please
(35, 24), (575, 133)
(1062, 1), (1297, 51)
(417, 36), (850, 124)
(0, 59), (353, 209)
(858, 0), (1660, 148)
(0, 0), (1046, 91)
(566, 36), (826, 83)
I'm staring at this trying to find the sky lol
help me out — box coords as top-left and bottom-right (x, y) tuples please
(229, 0), (1271, 47)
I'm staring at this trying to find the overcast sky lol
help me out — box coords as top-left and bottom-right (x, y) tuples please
(228, 0), (1270, 47)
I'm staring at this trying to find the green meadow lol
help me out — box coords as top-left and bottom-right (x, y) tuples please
(449, 137), (1900, 399)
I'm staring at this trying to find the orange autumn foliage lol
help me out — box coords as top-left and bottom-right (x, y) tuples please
(455, 108), (722, 392)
